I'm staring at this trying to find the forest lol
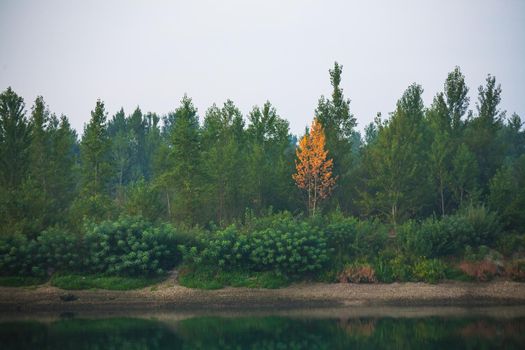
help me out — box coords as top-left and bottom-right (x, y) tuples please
(1, 63), (524, 288)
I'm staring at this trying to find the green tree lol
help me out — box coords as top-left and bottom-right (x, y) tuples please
(489, 154), (525, 231)
(315, 62), (356, 212)
(73, 100), (114, 222)
(108, 108), (132, 204)
(450, 143), (478, 207)
(0, 87), (31, 235)
(166, 95), (202, 223)
(427, 93), (452, 216)
(201, 100), (246, 223)
(444, 66), (470, 134)
(47, 115), (78, 225)
(359, 84), (430, 225)
(464, 75), (505, 192)
(246, 101), (295, 212)
(24, 96), (53, 233)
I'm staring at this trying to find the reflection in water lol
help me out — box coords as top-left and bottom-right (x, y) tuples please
(1, 315), (524, 349)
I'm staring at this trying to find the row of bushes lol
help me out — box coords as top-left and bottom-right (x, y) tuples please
(337, 258), (448, 284)
(0, 217), (183, 276)
(1, 206), (521, 283)
(180, 213), (329, 276)
(179, 206), (515, 281)
(397, 206), (502, 258)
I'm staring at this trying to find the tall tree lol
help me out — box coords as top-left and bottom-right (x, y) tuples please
(444, 66), (470, 134)
(201, 100), (246, 223)
(359, 84), (430, 225)
(73, 100), (114, 222)
(427, 93), (452, 216)
(167, 95), (202, 223)
(0, 87), (30, 190)
(315, 62), (356, 212)
(0, 87), (31, 234)
(25, 96), (53, 232)
(293, 118), (336, 216)
(108, 108), (131, 200)
(465, 74), (505, 192)
(246, 101), (294, 212)
(47, 115), (78, 224)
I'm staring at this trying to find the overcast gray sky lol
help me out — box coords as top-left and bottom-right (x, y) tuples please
(1, 0), (524, 136)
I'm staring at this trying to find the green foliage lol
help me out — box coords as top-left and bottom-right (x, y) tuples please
(324, 213), (388, 268)
(489, 155), (525, 232)
(84, 216), (182, 276)
(181, 213), (329, 276)
(33, 227), (83, 274)
(359, 83), (431, 224)
(0, 234), (36, 276)
(178, 266), (289, 290)
(0, 276), (47, 287)
(496, 233), (525, 257)
(398, 208), (501, 258)
(412, 258), (447, 284)
(50, 274), (165, 290)
(249, 218), (328, 275)
(1, 65), (524, 286)
(0, 228), (82, 277)
(0, 217), (183, 277)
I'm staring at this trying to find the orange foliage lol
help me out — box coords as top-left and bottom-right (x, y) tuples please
(458, 260), (498, 281)
(338, 264), (377, 283)
(292, 118), (336, 216)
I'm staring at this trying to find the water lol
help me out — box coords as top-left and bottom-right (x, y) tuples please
(1, 308), (524, 349)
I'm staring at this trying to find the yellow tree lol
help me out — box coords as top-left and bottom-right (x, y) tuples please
(293, 118), (336, 216)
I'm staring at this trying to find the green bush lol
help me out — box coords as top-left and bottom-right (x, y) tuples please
(496, 233), (525, 257)
(0, 228), (81, 277)
(461, 205), (502, 246)
(34, 227), (83, 275)
(372, 250), (414, 283)
(180, 225), (249, 268)
(412, 258), (447, 283)
(398, 208), (501, 258)
(84, 216), (181, 276)
(0, 217), (183, 277)
(0, 234), (37, 276)
(324, 213), (388, 268)
(249, 218), (328, 275)
(181, 213), (329, 276)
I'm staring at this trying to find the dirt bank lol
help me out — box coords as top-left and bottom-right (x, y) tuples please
(1, 280), (524, 313)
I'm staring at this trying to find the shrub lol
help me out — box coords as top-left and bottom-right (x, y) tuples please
(504, 259), (525, 282)
(412, 258), (447, 284)
(84, 216), (181, 276)
(34, 227), (83, 275)
(0, 234), (37, 276)
(180, 225), (249, 268)
(397, 220), (433, 257)
(496, 233), (525, 257)
(324, 213), (388, 268)
(458, 260), (498, 281)
(181, 214), (329, 276)
(249, 218), (328, 275)
(373, 251), (415, 282)
(338, 263), (377, 283)
(398, 208), (501, 258)
(461, 205), (502, 246)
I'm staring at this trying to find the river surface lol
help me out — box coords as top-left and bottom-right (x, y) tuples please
(1, 306), (524, 349)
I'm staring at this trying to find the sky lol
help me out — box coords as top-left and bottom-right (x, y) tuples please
(1, 0), (524, 136)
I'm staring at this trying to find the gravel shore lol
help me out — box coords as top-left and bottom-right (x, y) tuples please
(1, 280), (524, 314)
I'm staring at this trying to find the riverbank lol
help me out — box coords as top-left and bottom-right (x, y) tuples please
(1, 279), (524, 313)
